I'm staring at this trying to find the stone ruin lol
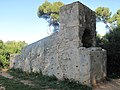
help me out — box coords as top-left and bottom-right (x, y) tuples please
(10, 1), (107, 86)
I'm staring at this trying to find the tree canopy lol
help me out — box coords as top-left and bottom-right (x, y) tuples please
(110, 9), (120, 26)
(38, 1), (120, 34)
(37, 0), (64, 33)
(95, 7), (113, 30)
(95, 7), (120, 30)
(95, 7), (111, 21)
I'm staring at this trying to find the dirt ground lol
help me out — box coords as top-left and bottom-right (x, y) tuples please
(0, 70), (34, 88)
(0, 70), (13, 79)
(1, 70), (120, 90)
(93, 79), (120, 90)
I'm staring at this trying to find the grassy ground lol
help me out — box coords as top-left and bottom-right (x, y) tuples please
(0, 76), (34, 90)
(0, 69), (92, 90)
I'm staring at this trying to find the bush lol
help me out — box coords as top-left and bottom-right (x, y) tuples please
(0, 40), (27, 68)
(97, 26), (120, 78)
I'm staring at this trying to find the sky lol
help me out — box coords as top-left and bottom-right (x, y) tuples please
(0, 0), (120, 44)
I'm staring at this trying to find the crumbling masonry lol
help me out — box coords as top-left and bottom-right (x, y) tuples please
(10, 1), (107, 86)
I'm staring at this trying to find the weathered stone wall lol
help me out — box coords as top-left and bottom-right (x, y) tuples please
(10, 1), (107, 86)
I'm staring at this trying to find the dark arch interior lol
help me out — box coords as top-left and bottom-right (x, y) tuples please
(82, 29), (92, 48)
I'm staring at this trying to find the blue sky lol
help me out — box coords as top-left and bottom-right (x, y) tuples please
(0, 0), (120, 44)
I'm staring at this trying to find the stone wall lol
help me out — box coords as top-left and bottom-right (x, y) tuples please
(10, 1), (107, 86)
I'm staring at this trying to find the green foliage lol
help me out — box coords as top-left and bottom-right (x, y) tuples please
(37, 0), (64, 32)
(105, 27), (120, 78)
(0, 40), (27, 68)
(95, 7), (120, 30)
(96, 34), (104, 47)
(0, 40), (7, 67)
(97, 26), (120, 78)
(38, 0), (52, 16)
(110, 9), (120, 26)
(5, 41), (27, 54)
(95, 7), (112, 21)
(95, 7), (113, 30)
(50, 1), (64, 20)
(38, 0), (64, 21)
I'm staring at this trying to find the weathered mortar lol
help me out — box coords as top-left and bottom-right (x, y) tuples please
(10, 1), (107, 86)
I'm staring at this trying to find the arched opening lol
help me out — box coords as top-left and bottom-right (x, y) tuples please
(82, 29), (92, 48)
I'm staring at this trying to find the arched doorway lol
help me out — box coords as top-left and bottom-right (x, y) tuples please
(82, 29), (92, 48)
